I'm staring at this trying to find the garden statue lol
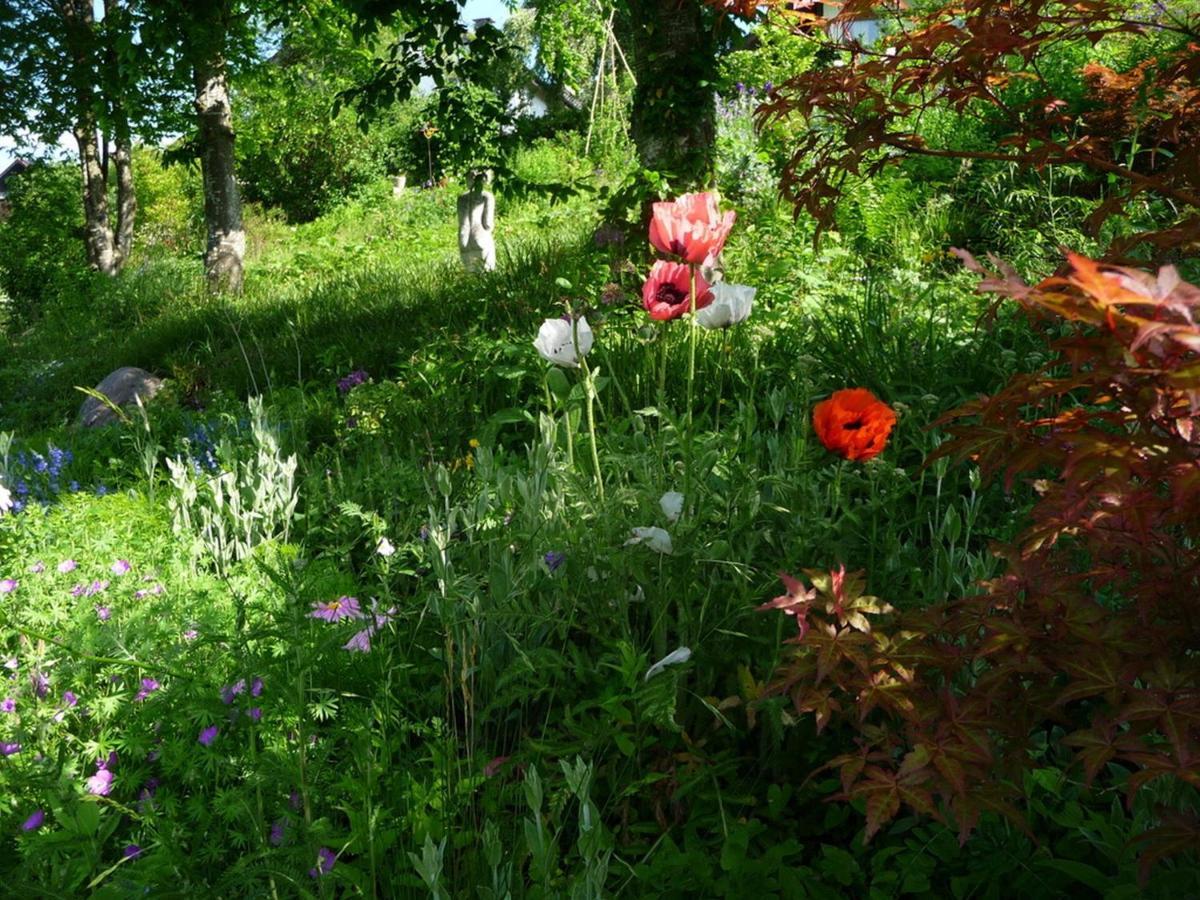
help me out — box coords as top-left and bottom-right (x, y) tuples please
(457, 170), (496, 272)
(392, 175), (406, 197)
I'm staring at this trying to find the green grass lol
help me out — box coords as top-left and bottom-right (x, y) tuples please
(2, 180), (1188, 897)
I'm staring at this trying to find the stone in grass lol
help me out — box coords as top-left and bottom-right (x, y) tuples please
(78, 367), (164, 428)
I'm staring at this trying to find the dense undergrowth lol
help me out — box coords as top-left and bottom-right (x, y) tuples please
(3, 168), (1197, 897)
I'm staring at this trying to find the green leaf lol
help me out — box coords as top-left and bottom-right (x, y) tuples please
(1036, 859), (1111, 892)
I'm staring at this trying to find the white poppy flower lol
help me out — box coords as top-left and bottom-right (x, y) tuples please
(645, 646), (692, 681)
(376, 537), (395, 557)
(659, 491), (684, 523)
(534, 316), (594, 367)
(696, 283), (755, 330)
(625, 526), (673, 554)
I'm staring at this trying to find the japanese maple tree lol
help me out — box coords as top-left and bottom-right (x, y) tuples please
(710, 0), (1200, 263)
(761, 252), (1200, 874)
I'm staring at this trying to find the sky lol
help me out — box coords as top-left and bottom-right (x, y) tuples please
(0, 0), (514, 173)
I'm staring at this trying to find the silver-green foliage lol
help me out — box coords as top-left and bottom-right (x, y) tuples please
(166, 397), (298, 574)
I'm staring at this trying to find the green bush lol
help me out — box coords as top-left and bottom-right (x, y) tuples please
(0, 162), (91, 326)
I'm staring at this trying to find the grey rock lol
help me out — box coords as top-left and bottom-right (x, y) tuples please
(78, 367), (164, 427)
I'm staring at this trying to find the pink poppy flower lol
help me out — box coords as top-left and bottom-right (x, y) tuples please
(642, 260), (713, 321)
(648, 192), (736, 264)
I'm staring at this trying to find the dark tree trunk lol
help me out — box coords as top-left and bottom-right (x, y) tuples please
(627, 0), (718, 190)
(104, 0), (136, 268)
(61, 0), (119, 275)
(194, 56), (244, 293)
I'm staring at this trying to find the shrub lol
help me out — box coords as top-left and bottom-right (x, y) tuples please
(0, 162), (91, 325)
(761, 252), (1200, 876)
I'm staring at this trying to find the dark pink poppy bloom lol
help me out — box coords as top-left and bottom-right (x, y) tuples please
(642, 261), (713, 321)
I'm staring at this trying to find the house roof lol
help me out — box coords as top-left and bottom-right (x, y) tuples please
(0, 158), (30, 199)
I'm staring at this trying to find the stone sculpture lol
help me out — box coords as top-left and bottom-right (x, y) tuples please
(457, 170), (496, 273)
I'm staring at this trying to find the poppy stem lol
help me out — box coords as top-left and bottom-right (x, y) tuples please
(578, 355), (605, 502)
(683, 264), (698, 513)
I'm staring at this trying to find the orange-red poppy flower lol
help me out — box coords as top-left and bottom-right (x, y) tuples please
(812, 389), (896, 462)
(648, 192), (736, 265)
(642, 260), (714, 321)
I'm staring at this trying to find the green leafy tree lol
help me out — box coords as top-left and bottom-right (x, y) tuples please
(0, 0), (167, 276)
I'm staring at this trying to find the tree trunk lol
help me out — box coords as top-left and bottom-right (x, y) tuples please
(73, 126), (119, 275)
(113, 135), (136, 265)
(104, 0), (136, 268)
(60, 0), (119, 275)
(627, 0), (717, 190)
(194, 56), (244, 293)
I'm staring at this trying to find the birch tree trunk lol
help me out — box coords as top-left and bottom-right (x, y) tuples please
(194, 56), (244, 293)
(113, 134), (136, 266)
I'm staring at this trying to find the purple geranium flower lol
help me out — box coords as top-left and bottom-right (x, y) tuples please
(310, 596), (364, 622)
(111, 560), (131, 576)
(543, 551), (565, 572)
(135, 679), (158, 701)
(1, 698), (14, 713)
(123, 844), (141, 859)
(57, 560), (76, 574)
(248, 707), (262, 722)
(198, 725), (219, 746)
(269, 817), (289, 846)
(21, 809), (45, 831)
(309, 846), (336, 878)
(0, 579), (18, 594)
(182, 629), (198, 641)
(87, 580), (109, 596)
(28, 562), (44, 574)
(336, 369), (369, 394)
(95, 606), (111, 622)
(220, 680), (245, 705)
(251, 677), (263, 697)
(1, 742), (20, 756)
(30, 672), (49, 698)
(63, 691), (78, 707)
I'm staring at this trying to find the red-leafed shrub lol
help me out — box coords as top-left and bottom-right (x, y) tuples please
(761, 253), (1200, 872)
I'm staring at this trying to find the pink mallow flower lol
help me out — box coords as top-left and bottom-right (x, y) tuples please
(87, 767), (114, 796)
